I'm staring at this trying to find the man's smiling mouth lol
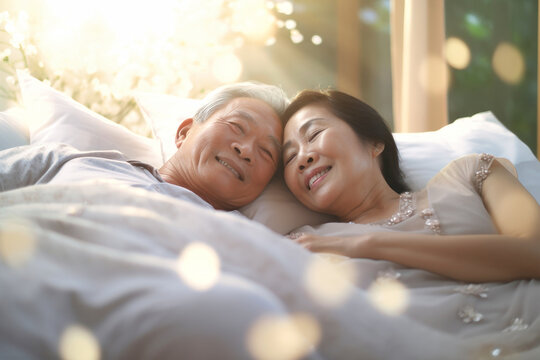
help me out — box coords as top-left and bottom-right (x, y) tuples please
(216, 156), (244, 181)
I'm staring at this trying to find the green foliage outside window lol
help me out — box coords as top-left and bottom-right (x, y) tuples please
(445, 0), (538, 154)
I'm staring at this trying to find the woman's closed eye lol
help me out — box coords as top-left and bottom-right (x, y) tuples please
(308, 129), (323, 142)
(283, 129), (323, 166)
(284, 152), (296, 166)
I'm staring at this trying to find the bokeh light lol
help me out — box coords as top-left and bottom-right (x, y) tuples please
(418, 55), (451, 95)
(275, 1), (294, 16)
(176, 242), (221, 291)
(265, 37), (277, 46)
(285, 19), (297, 30)
(290, 30), (304, 44)
(212, 53), (243, 83)
(367, 278), (409, 316)
(492, 42), (525, 85)
(445, 37), (471, 69)
(311, 35), (323, 45)
(247, 313), (320, 360)
(303, 255), (356, 307)
(0, 218), (36, 267)
(59, 324), (101, 360)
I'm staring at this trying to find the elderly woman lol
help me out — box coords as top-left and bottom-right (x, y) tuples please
(281, 89), (540, 283)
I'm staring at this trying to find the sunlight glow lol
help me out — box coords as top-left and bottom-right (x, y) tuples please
(4, 11), (28, 48)
(212, 53), (243, 83)
(176, 242), (221, 291)
(368, 278), (409, 316)
(445, 37), (471, 70)
(231, 0), (277, 43)
(25, 0), (282, 95)
(492, 42), (525, 85)
(59, 324), (101, 360)
(247, 313), (320, 360)
(0, 218), (36, 267)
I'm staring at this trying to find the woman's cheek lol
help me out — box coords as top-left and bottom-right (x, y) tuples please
(284, 170), (299, 193)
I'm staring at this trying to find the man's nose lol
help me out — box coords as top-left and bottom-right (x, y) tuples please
(233, 142), (252, 163)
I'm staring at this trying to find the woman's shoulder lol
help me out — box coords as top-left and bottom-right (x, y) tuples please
(428, 153), (516, 193)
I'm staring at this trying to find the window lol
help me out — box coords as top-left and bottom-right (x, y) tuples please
(446, 0), (538, 154)
(238, 0), (538, 153)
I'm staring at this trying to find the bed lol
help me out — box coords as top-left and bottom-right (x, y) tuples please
(1, 72), (540, 359)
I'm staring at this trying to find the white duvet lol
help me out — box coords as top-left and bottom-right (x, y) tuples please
(1, 181), (538, 359)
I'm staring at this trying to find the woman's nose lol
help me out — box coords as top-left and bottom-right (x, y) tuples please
(298, 154), (314, 171)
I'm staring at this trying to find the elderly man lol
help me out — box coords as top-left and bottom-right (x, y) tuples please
(0, 82), (289, 210)
(159, 82), (287, 210)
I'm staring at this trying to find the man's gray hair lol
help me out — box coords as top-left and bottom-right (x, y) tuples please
(193, 82), (290, 124)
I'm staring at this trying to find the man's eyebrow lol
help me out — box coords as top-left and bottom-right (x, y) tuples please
(282, 118), (325, 154)
(234, 110), (281, 154)
(234, 110), (255, 123)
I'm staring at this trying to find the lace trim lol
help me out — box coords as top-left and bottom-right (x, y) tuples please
(474, 153), (495, 193)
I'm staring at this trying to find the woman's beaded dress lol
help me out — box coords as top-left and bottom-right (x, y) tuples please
(293, 154), (539, 358)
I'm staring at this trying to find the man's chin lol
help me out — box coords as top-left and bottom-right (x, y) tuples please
(204, 192), (253, 211)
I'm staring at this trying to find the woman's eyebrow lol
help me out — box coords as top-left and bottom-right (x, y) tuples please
(282, 118), (325, 153)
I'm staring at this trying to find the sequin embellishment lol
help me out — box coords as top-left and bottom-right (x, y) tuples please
(458, 305), (484, 323)
(490, 348), (502, 357)
(377, 268), (402, 280)
(475, 153), (494, 193)
(453, 284), (489, 298)
(386, 192), (415, 226)
(421, 208), (441, 234)
(503, 318), (529, 332)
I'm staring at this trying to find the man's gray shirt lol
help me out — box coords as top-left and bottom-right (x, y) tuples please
(0, 143), (212, 209)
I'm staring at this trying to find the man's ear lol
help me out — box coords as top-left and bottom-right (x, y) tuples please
(175, 118), (194, 148)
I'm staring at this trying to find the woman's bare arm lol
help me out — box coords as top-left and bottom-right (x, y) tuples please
(293, 160), (540, 282)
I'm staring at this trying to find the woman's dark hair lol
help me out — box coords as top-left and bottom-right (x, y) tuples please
(283, 89), (409, 194)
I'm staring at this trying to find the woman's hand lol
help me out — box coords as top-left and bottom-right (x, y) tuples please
(287, 232), (374, 258)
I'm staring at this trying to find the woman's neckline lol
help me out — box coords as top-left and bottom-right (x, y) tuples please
(348, 192), (416, 226)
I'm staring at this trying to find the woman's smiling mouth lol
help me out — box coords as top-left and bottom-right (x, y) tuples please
(306, 166), (331, 190)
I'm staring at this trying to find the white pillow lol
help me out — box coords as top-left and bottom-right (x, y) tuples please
(395, 111), (538, 190)
(135, 91), (202, 163)
(0, 107), (29, 151)
(239, 176), (336, 235)
(137, 94), (540, 235)
(17, 71), (163, 168)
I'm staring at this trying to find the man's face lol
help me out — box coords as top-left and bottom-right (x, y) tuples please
(175, 97), (282, 210)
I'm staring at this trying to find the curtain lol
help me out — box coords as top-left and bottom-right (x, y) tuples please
(391, 0), (448, 132)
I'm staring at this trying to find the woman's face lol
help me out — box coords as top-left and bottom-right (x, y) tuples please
(282, 103), (381, 214)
